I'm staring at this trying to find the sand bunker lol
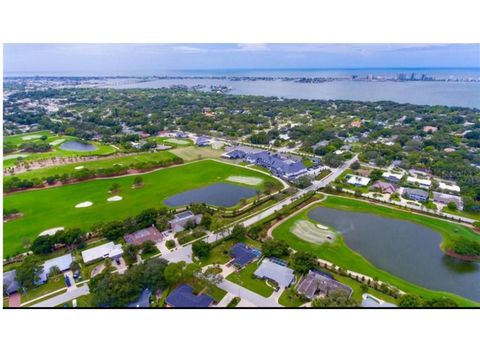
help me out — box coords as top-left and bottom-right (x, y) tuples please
(22, 135), (42, 140)
(74, 166), (85, 170)
(39, 227), (64, 236)
(4, 154), (29, 160)
(107, 196), (123, 202)
(227, 176), (263, 186)
(166, 138), (189, 145)
(290, 220), (335, 244)
(75, 201), (93, 208)
(49, 139), (65, 146)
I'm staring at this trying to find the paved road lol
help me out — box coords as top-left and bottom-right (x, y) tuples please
(217, 280), (282, 307)
(32, 285), (89, 308)
(164, 155), (358, 255)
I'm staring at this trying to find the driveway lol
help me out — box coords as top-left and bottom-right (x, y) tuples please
(161, 244), (193, 263)
(8, 293), (21, 308)
(31, 285), (89, 308)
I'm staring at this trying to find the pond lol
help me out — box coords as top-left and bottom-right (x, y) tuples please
(164, 183), (257, 207)
(308, 207), (480, 301)
(60, 141), (97, 152)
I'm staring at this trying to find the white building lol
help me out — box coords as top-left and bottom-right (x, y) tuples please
(406, 176), (432, 189)
(347, 175), (371, 187)
(81, 242), (124, 264)
(382, 171), (403, 183)
(438, 182), (461, 193)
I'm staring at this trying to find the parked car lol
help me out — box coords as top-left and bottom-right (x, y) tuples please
(64, 275), (71, 287)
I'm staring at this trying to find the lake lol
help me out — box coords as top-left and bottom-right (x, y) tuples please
(308, 207), (480, 301)
(60, 141), (97, 152)
(164, 183), (257, 207)
(110, 78), (480, 108)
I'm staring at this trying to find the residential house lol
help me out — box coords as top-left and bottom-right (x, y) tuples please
(3, 270), (20, 295)
(382, 171), (403, 183)
(403, 188), (429, 202)
(125, 226), (163, 246)
(195, 136), (210, 146)
(297, 270), (353, 300)
(81, 242), (124, 264)
(362, 294), (397, 308)
(346, 175), (371, 187)
(229, 243), (261, 268)
(438, 182), (461, 193)
(168, 211), (203, 233)
(37, 253), (73, 284)
(371, 181), (397, 194)
(254, 258), (295, 288)
(432, 192), (464, 210)
(165, 284), (214, 308)
(423, 126), (438, 133)
(406, 176), (432, 189)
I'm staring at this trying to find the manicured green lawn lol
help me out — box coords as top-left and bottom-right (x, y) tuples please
(198, 240), (234, 267)
(141, 247), (160, 260)
(272, 196), (479, 307)
(21, 274), (67, 303)
(4, 131), (117, 168)
(443, 207), (480, 221)
(4, 160), (279, 257)
(75, 294), (93, 308)
(6, 151), (179, 180)
(4, 131), (53, 146)
(226, 261), (274, 298)
(278, 287), (307, 307)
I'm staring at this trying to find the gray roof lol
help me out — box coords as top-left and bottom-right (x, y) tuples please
(3, 270), (20, 295)
(297, 271), (353, 300)
(403, 187), (428, 198)
(38, 253), (73, 283)
(254, 259), (295, 287)
(362, 296), (397, 308)
(432, 192), (463, 208)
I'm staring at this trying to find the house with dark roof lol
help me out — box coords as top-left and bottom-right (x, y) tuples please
(195, 136), (210, 146)
(246, 151), (307, 180)
(125, 226), (163, 246)
(403, 188), (429, 202)
(297, 271), (353, 300)
(127, 288), (152, 308)
(165, 284), (214, 308)
(3, 270), (20, 295)
(229, 243), (261, 268)
(168, 211), (203, 233)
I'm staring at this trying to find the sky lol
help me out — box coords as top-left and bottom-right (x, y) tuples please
(4, 43), (480, 76)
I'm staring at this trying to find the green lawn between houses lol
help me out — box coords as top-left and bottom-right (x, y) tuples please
(5, 151), (180, 181)
(226, 261), (274, 298)
(3, 160), (280, 257)
(272, 195), (480, 307)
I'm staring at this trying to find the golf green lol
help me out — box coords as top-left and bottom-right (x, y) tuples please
(3, 160), (279, 257)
